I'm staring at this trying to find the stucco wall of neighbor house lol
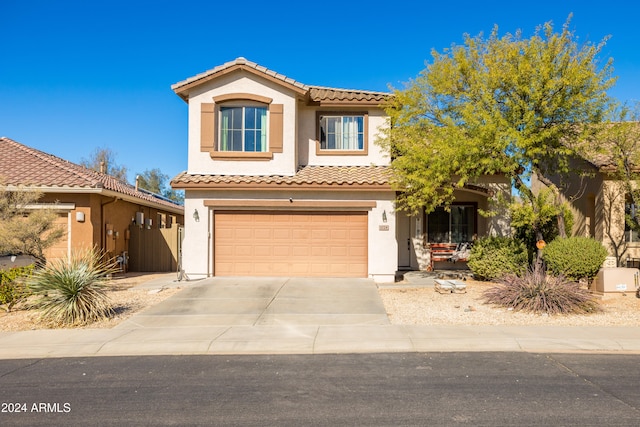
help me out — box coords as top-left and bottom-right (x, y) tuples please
(186, 73), (298, 177)
(297, 106), (390, 167)
(599, 178), (640, 261)
(180, 189), (398, 283)
(530, 165), (636, 260)
(531, 162), (606, 243)
(39, 193), (184, 263)
(39, 193), (94, 260)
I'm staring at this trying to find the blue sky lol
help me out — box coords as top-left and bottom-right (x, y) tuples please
(2, 1), (639, 184)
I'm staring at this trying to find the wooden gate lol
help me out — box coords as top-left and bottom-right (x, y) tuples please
(128, 225), (181, 272)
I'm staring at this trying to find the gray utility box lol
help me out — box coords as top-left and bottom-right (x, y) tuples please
(594, 268), (639, 293)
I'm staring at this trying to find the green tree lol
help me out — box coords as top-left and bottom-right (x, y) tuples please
(379, 17), (615, 262)
(136, 168), (184, 205)
(137, 168), (167, 194)
(80, 147), (128, 182)
(0, 182), (65, 263)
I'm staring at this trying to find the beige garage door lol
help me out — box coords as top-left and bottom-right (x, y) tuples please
(214, 211), (368, 277)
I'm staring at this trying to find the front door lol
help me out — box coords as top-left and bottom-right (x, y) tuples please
(397, 212), (411, 269)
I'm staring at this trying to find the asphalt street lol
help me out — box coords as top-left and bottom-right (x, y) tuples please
(1, 352), (638, 426)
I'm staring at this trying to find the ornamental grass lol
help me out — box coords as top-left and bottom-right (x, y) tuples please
(482, 267), (601, 315)
(28, 249), (118, 325)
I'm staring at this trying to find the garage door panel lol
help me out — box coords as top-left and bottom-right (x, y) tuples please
(254, 229), (271, 239)
(310, 229), (330, 239)
(214, 211), (367, 277)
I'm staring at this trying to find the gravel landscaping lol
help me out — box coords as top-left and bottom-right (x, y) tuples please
(380, 278), (640, 326)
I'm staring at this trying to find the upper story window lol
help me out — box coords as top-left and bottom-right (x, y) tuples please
(316, 112), (368, 156)
(200, 93), (284, 160)
(219, 106), (267, 152)
(320, 115), (364, 150)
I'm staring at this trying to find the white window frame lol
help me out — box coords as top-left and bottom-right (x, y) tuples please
(318, 113), (366, 152)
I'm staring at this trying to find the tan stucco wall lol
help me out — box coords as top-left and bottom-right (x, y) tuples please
(39, 193), (184, 262)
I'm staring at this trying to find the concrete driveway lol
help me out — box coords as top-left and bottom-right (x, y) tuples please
(117, 277), (390, 329)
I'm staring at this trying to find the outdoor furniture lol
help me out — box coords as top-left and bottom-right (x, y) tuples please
(428, 242), (471, 270)
(428, 243), (457, 270)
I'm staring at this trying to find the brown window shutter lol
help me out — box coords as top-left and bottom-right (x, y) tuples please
(269, 104), (283, 153)
(200, 103), (215, 152)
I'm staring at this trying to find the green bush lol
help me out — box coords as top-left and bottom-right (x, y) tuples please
(467, 236), (529, 281)
(542, 237), (608, 282)
(0, 265), (34, 311)
(28, 249), (118, 325)
(483, 268), (600, 315)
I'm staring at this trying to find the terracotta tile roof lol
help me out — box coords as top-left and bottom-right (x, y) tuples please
(0, 137), (183, 211)
(308, 86), (390, 104)
(172, 57), (308, 96)
(171, 165), (391, 189)
(172, 57), (391, 105)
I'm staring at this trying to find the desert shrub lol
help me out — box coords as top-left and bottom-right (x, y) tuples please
(0, 264), (34, 311)
(467, 236), (529, 281)
(542, 236), (608, 282)
(483, 268), (600, 315)
(28, 249), (118, 325)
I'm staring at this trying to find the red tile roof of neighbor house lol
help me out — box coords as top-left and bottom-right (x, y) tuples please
(171, 57), (391, 105)
(0, 137), (184, 212)
(170, 165), (392, 189)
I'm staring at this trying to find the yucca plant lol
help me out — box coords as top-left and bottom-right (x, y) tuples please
(482, 267), (601, 315)
(28, 248), (118, 325)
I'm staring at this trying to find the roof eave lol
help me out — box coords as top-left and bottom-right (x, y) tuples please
(170, 182), (392, 191)
(172, 64), (308, 102)
(100, 189), (185, 215)
(4, 185), (184, 215)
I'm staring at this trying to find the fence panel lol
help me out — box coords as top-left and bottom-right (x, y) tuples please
(128, 225), (179, 272)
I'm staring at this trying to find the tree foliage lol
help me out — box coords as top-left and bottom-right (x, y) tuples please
(0, 182), (65, 263)
(80, 147), (128, 182)
(510, 189), (573, 261)
(136, 168), (184, 205)
(380, 17), (615, 223)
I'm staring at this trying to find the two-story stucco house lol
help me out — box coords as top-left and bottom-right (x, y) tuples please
(170, 58), (510, 283)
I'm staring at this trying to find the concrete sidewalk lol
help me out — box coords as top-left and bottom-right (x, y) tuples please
(0, 275), (639, 359)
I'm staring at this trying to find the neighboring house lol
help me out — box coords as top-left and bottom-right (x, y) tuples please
(0, 137), (184, 271)
(170, 58), (510, 282)
(533, 131), (640, 266)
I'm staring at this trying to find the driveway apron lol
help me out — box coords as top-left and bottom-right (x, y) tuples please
(116, 277), (390, 329)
